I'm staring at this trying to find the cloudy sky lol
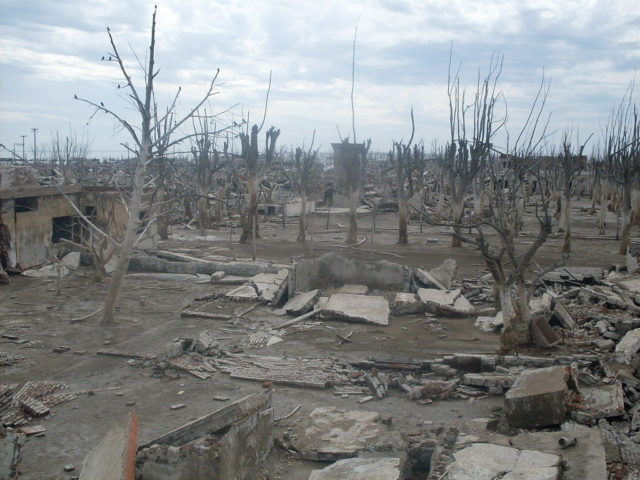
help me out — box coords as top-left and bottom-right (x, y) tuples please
(1, 0), (639, 159)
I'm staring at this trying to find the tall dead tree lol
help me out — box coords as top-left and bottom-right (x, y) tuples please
(238, 125), (280, 243)
(48, 131), (90, 184)
(75, 7), (219, 325)
(294, 134), (319, 242)
(445, 54), (504, 247)
(558, 132), (590, 253)
(605, 87), (640, 255)
(390, 109), (427, 244)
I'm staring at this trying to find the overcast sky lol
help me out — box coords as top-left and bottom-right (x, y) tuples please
(1, 0), (639, 159)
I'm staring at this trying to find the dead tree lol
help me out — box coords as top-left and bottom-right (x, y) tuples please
(294, 134), (319, 242)
(390, 109), (427, 244)
(605, 87), (640, 254)
(445, 54), (504, 247)
(75, 7), (219, 325)
(238, 125), (280, 243)
(558, 132), (590, 253)
(48, 131), (90, 184)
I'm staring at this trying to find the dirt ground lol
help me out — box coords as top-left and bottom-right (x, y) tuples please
(0, 199), (633, 479)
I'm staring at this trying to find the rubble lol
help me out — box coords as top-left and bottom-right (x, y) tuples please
(22, 264), (69, 278)
(474, 312), (503, 333)
(392, 293), (424, 315)
(226, 269), (289, 305)
(617, 328), (640, 356)
(321, 294), (390, 326)
(428, 258), (457, 290)
(336, 284), (369, 295)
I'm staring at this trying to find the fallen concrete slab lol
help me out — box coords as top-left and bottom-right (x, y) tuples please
(226, 270), (289, 305)
(576, 381), (625, 420)
(22, 264), (69, 278)
(80, 412), (138, 480)
(505, 365), (578, 428)
(414, 268), (445, 290)
(474, 312), (503, 333)
(283, 289), (320, 315)
(428, 258), (457, 290)
(447, 443), (561, 480)
(308, 457), (401, 480)
(417, 288), (475, 317)
(0, 427), (25, 480)
(393, 293), (424, 315)
(286, 406), (400, 461)
(321, 294), (390, 325)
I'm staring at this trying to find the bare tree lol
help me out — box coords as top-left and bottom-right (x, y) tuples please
(75, 7), (220, 325)
(48, 131), (90, 184)
(445, 53), (505, 247)
(294, 133), (319, 242)
(389, 109), (427, 244)
(604, 86), (640, 255)
(557, 131), (590, 253)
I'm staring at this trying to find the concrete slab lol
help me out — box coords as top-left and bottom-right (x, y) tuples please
(226, 270), (289, 305)
(321, 294), (390, 326)
(417, 288), (475, 317)
(505, 366), (577, 428)
(288, 407), (399, 461)
(414, 268), (445, 290)
(393, 293), (424, 315)
(80, 412), (138, 480)
(428, 258), (457, 290)
(336, 284), (369, 295)
(284, 289), (320, 315)
(308, 457), (401, 480)
(448, 443), (560, 480)
(22, 264), (69, 278)
(474, 312), (503, 333)
(578, 381), (625, 419)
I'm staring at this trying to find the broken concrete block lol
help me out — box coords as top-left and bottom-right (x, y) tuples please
(429, 258), (457, 290)
(226, 284), (259, 302)
(550, 300), (576, 329)
(448, 443), (561, 480)
(193, 331), (217, 354)
(336, 284), (369, 295)
(308, 457), (401, 480)
(283, 289), (320, 316)
(593, 338), (615, 352)
(414, 268), (445, 290)
(462, 373), (515, 391)
(407, 380), (457, 400)
(529, 292), (553, 315)
(616, 328), (640, 356)
(530, 314), (560, 348)
(225, 270), (290, 305)
(417, 288), (475, 317)
(505, 366), (578, 429)
(321, 294), (390, 326)
(80, 412), (138, 480)
(286, 406), (399, 461)
(393, 293), (424, 315)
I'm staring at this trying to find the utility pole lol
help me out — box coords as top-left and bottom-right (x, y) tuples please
(31, 128), (38, 162)
(19, 135), (26, 161)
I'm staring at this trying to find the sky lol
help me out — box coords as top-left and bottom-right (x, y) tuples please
(1, 0), (639, 159)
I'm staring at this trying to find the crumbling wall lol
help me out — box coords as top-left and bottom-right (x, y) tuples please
(137, 392), (273, 480)
(295, 252), (410, 291)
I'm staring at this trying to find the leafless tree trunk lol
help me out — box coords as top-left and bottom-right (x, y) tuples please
(294, 133), (319, 242)
(75, 7), (219, 325)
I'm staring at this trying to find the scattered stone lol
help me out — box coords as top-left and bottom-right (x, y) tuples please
(212, 396), (229, 401)
(414, 268), (445, 290)
(474, 312), (503, 333)
(417, 288), (475, 317)
(22, 264), (69, 278)
(64, 464), (75, 472)
(616, 328), (640, 356)
(210, 271), (226, 281)
(170, 403), (186, 410)
(61, 252), (81, 268)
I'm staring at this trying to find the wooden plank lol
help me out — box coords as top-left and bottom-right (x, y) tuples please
(181, 310), (232, 320)
(139, 391), (271, 449)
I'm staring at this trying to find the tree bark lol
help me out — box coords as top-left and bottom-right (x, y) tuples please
(451, 196), (464, 248)
(619, 181), (632, 254)
(346, 185), (359, 244)
(240, 175), (260, 243)
(561, 192), (571, 253)
(297, 193), (307, 242)
(398, 195), (408, 244)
